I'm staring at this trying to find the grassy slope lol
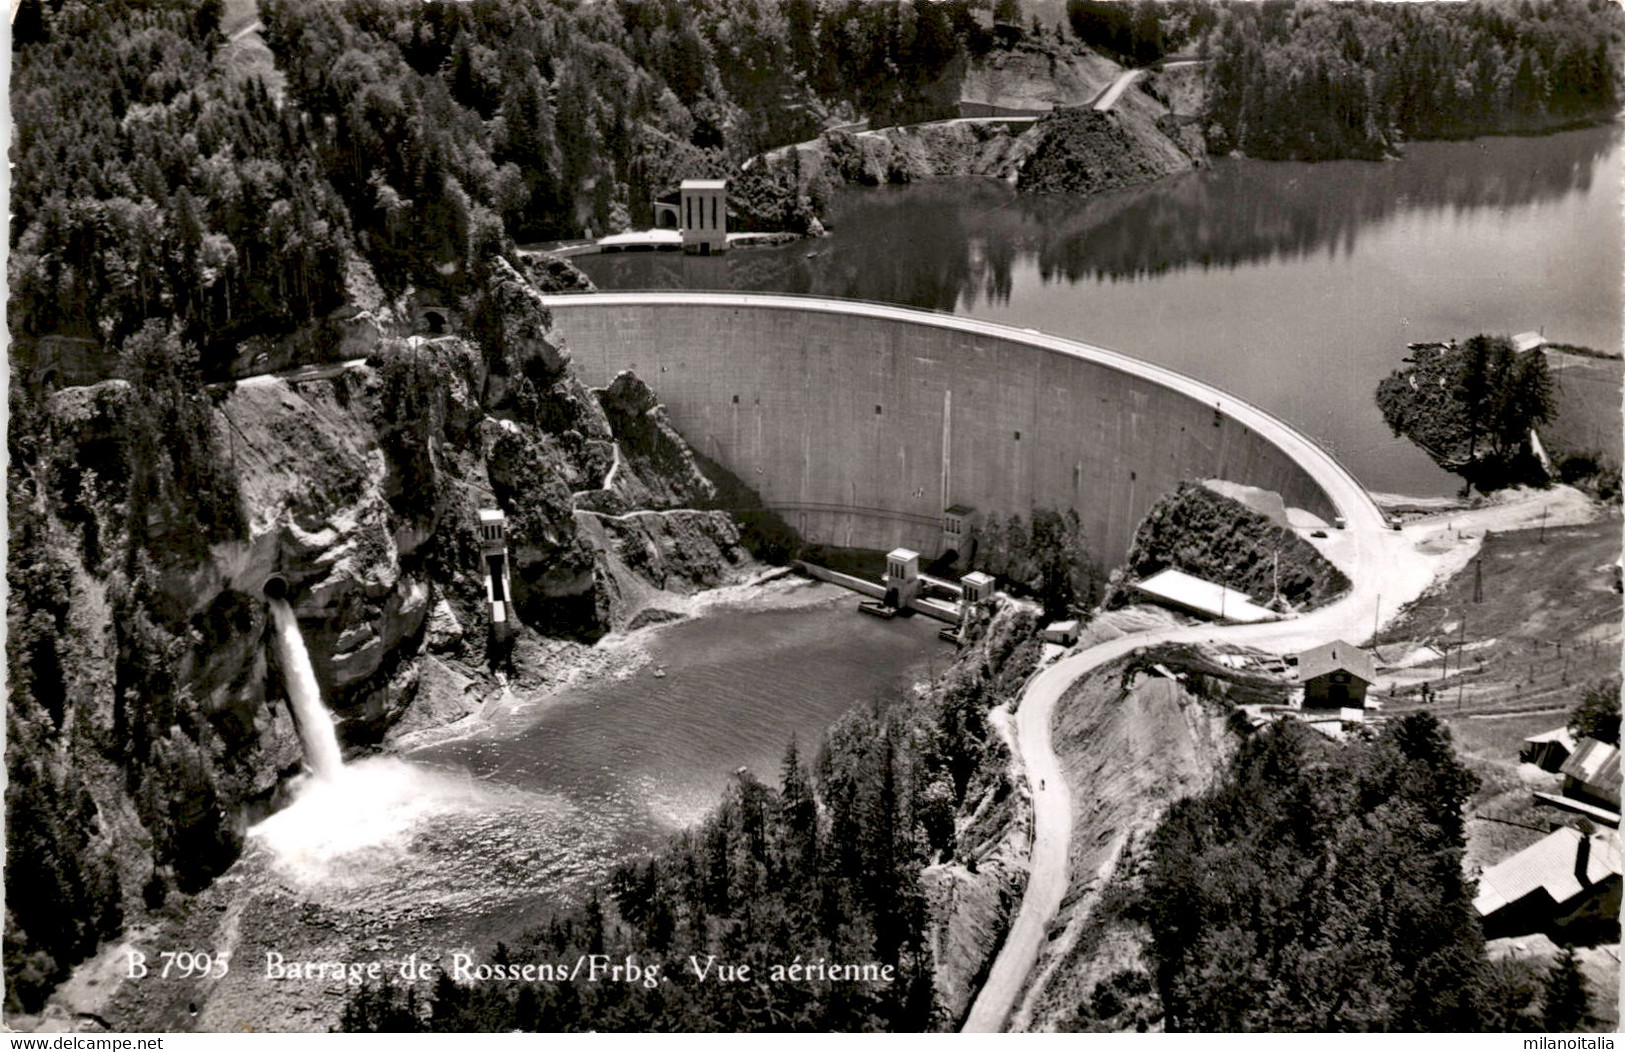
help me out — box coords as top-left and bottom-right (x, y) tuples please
(1375, 519), (1622, 910)
(1540, 350), (1623, 468)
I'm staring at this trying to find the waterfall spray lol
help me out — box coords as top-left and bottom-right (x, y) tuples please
(267, 595), (344, 780)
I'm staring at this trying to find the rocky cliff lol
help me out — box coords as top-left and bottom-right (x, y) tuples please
(922, 600), (1045, 1025)
(3, 258), (745, 1010)
(1016, 107), (1200, 196)
(751, 102), (1200, 230)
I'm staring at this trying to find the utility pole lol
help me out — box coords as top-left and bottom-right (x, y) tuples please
(1473, 556), (1483, 603)
(1457, 614), (1468, 710)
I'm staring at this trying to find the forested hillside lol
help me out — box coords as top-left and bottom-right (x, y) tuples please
(10, 0), (1008, 377)
(13, 0), (1621, 374)
(1066, 0), (1622, 160)
(1143, 715), (1491, 1031)
(1202, 0), (1623, 159)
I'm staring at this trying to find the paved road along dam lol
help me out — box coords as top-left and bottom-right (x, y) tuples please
(541, 293), (1385, 561)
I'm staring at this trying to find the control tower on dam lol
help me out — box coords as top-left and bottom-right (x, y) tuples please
(542, 293), (1382, 561)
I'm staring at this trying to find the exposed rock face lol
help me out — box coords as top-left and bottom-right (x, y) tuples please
(1017, 107), (1200, 196)
(8, 258), (755, 965)
(593, 372), (718, 511)
(961, 44), (1128, 114)
(923, 601), (1045, 1024)
(820, 121), (1040, 185)
(747, 48), (1203, 217)
(522, 253), (597, 294)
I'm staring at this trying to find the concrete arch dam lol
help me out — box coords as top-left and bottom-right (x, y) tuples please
(541, 293), (1384, 561)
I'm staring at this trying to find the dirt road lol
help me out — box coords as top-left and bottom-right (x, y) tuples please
(1092, 69), (1145, 111)
(961, 484), (1601, 1032)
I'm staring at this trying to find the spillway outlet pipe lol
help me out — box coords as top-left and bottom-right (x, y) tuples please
(263, 575), (290, 601)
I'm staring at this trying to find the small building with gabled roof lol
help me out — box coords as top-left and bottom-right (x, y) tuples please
(1561, 738), (1621, 810)
(1512, 331), (1547, 354)
(1296, 640), (1376, 710)
(1521, 726), (1577, 773)
(1474, 826), (1622, 939)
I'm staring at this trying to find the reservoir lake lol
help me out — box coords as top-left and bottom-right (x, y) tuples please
(578, 123), (1625, 498)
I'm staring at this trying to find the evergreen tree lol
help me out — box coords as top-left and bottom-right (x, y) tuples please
(1569, 677), (1622, 746)
(1541, 947), (1590, 1032)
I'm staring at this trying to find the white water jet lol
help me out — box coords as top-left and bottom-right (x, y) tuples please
(268, 597), (344, 780)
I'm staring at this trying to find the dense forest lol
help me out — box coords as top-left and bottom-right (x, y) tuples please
(1142, 714), (1497, 1031)
(9, 0), (1621, 1029)
(1375, 335), (1556, 492)
(339, 603), (1043, 1032)
(8, 0), (1015, 375)
(1064, 0), (1623, 160)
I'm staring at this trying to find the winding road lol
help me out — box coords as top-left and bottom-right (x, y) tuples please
(961, 483), (1595, 1032)
(1091, 68), (1146, 111)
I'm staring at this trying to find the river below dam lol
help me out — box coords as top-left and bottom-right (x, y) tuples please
(243, 580), (949, 959)
(578, 123), (1625, 498)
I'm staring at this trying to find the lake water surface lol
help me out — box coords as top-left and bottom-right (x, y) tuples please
(579, 124), (1624, 497)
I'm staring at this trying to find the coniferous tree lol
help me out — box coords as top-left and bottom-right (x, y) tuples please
(1541, 947), (1591, 1032)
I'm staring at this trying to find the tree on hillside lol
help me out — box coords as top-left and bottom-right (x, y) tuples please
(1454, 335), (1495, 460)
(1568, 676), (1622, 746)
(1144, 715), (1487, 1031)
(1541, 946), (1591, 1032)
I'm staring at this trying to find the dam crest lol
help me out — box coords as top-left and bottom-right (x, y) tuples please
(542, 292), (1384, 562)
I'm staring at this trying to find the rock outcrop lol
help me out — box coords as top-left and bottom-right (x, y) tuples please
(745, 46), (1204, 219)
(1016, 107), (1200, 196)
(6, 257), (752, 988)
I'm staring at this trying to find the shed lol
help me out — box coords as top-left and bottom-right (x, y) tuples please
(1560, 738), (1621, 810)
(1512, 331), (1547, 354)
(1474, 826), (1622, 939)
(1043, 621), (1081, 646)
(1521, 726), (1577, 773)
(1296, 640), (1376, 710)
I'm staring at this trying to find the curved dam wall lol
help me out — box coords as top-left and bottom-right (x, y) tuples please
(542, 293), (1380, 562)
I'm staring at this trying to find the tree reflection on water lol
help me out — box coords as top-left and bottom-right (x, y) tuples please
(580, 123), (1617, 315)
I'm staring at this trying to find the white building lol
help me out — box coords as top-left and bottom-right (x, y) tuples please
(681, 179), (728, 255)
